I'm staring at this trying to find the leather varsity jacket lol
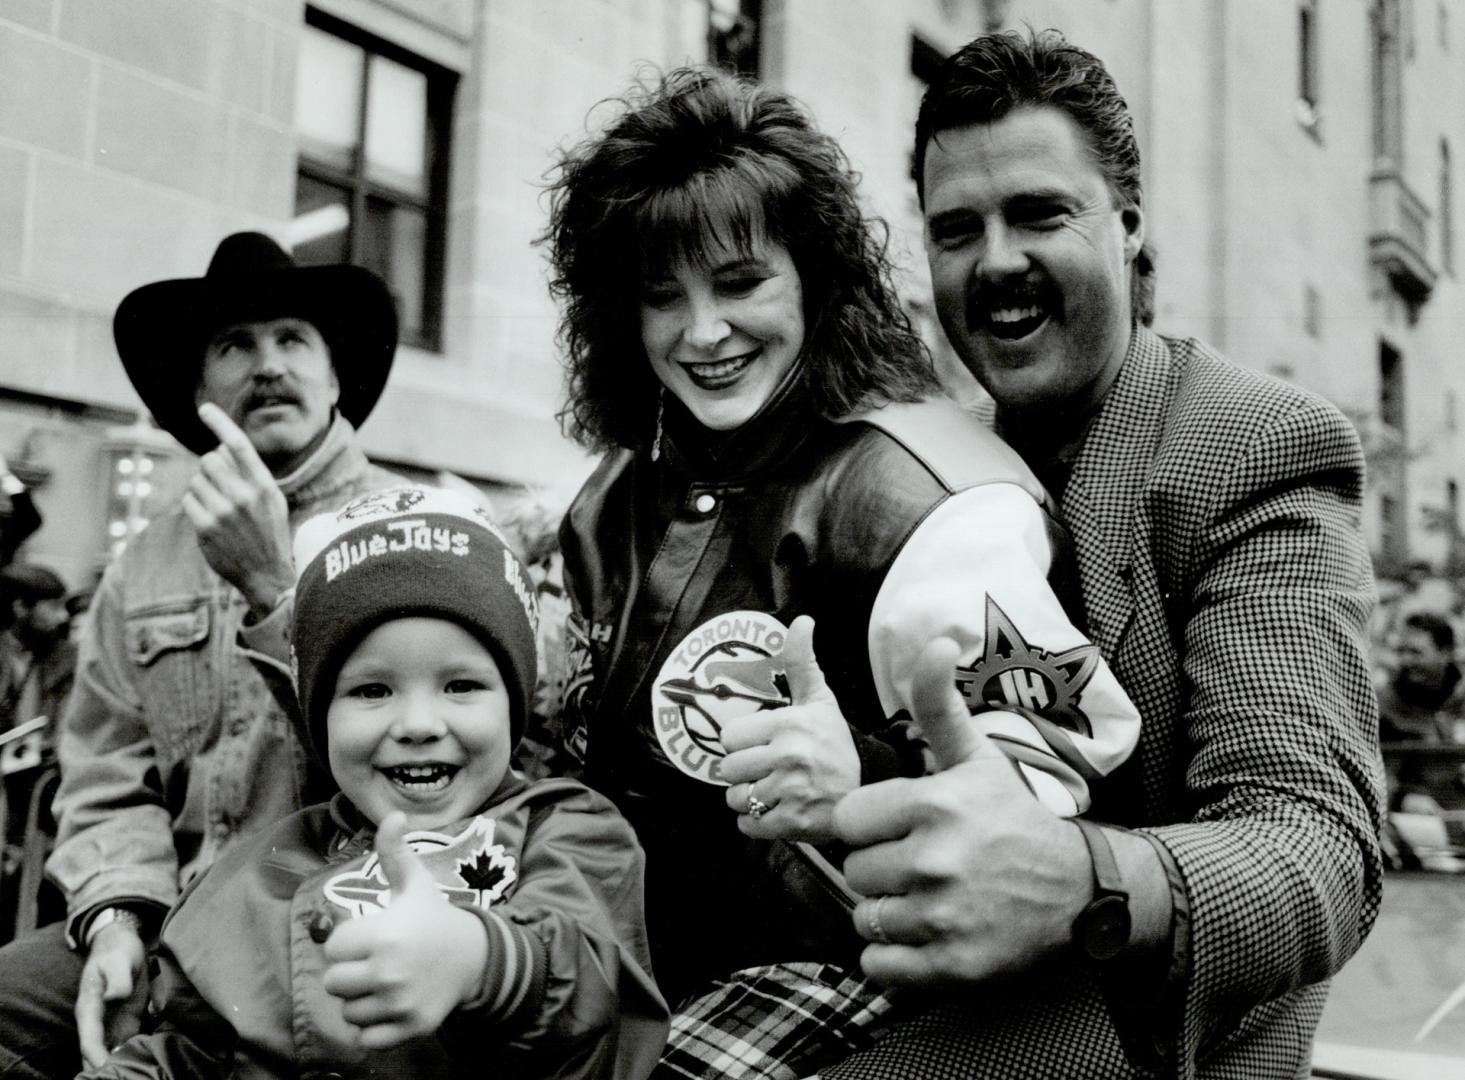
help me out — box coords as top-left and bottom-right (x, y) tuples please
(557, 384), (1141, 1004)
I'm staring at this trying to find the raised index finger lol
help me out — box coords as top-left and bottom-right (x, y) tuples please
(197, 402), (271, 482)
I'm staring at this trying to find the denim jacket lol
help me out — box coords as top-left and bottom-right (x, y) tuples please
(47, 415), (400, 944)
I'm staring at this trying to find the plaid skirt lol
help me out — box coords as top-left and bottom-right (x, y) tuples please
(653, 962), (897, 1080)
(651, 959), (1142, 1079)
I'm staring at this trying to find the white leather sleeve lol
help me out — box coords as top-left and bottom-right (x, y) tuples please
(867, 483), (1141, 816)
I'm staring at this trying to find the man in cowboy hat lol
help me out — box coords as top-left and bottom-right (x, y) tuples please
(0, 232), (404, 1077)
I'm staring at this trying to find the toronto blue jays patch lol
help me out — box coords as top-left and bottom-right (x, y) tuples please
(651, 610), (790, 785)
(323, 815), (518, 917)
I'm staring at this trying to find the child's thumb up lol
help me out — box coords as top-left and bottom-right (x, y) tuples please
(911, 636), (1005, 772)
(782, 615), (834, 706)
(374, 811), (437, 903)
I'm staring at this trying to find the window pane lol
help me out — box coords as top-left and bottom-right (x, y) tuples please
(710, 0), (742, 32)
(708, 0), (760, 77)
(362, 197), (427, 342)
(291, 174), (352, 264)
(296, 26), (363, 172)
(366, 55), (427, 195)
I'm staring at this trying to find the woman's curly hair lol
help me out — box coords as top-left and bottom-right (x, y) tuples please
(542, 67), (937, 453)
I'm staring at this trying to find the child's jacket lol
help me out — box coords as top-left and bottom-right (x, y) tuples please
(83, 776), (669, 1079)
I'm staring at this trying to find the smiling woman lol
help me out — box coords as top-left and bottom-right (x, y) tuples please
(539, 66), (1144, 1078)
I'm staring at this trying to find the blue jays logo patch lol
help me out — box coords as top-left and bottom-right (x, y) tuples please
(652, 611), (789, 785)
(340, 487), (427, 520)
(323, 815), (518, 917)
(954, 596), (1099, 738)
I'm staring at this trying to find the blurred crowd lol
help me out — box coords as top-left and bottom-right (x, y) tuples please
(0, 458), (96, 938)
(1371, 563), (1465, 872)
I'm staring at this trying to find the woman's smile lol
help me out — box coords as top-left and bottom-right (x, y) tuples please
(681, 348), (760, 390)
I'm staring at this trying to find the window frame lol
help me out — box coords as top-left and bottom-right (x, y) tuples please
(1442, 140), (1455, 276)
(295, 7), (456, 352)
(707, 0), (763, 78)
(1296, 0), (1323, 138)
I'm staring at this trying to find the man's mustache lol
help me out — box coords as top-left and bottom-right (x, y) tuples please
(964, 275), (1052, 321)
(240, 382), (302, 411)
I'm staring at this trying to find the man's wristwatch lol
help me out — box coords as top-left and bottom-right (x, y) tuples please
(84, 906), (145, 948)
(1072, 819), (1131, 962)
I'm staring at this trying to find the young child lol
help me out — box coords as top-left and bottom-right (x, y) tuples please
(84, 486), (668, 1080)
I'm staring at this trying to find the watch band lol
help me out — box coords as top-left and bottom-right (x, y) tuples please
(84, 906), (145, 949)
(1073, 819), (1131, 962)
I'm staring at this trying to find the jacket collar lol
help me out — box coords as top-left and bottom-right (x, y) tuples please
(658, 359), (820, 482)
(325, 772), (532, 853)
(275, 412), (372, 524)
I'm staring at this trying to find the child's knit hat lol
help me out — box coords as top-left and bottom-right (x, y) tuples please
(291, 485), (540, 764)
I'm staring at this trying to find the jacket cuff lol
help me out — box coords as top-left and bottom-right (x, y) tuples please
(67, 897), (170, 951)
(458, 908), (549, 1029)
(1092, 829), (1191, 1069)
(237, 589), (294, 678)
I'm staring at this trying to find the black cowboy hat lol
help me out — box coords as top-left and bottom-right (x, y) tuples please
(113, 232), (398, 455)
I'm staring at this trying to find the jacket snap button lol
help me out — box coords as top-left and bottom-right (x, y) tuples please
(308, 910), (335, 944)
(694, 493), (716, 513)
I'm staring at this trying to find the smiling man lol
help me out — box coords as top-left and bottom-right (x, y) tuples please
(0, 233), (403, 1079)
(828, 29), (1384, 1079)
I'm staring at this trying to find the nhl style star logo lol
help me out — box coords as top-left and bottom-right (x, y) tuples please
(953, 596), (1100, 738)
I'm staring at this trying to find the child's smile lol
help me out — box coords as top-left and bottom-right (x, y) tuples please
(380, 762), (459, 793)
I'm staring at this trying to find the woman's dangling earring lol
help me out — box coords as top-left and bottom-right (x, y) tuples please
(650, 388), (665, 462)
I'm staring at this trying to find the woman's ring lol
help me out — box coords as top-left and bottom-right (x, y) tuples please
(865, 896), (891, 944)
(747, 794), (772, 820)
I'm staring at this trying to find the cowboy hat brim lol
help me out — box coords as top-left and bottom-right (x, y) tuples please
(113, 263), (398, 455)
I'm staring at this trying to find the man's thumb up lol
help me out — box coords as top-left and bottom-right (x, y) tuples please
(911, 636), (1003, 771)
(374, 811), (438, 905)
(782, 615), (835, 706)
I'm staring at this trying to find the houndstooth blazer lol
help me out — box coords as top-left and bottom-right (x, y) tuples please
(828, 327), (1385, 1080)
(1065, 326), (1384, 1077)
(711, 328), (1386, 1080)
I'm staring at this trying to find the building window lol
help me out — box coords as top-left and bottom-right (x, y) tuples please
(1440, 1), (1450, 50)
(709, 0), (761, 77)
(1303, 283), (1321, 337)
(1380, 493), (1406, 566)
(292, 9), (455, 351)
(1373, 0), (1404, 165)
(1380, 339), (1405, 433)
(1442, 141), (1455, 275)
(1297, 1), (1321, 135)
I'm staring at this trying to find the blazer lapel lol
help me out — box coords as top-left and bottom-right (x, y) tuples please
(1061, 328), (1173, 660)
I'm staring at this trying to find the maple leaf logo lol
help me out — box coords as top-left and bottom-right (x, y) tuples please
(456, 845), (517, 902)
(953, 596), (1100, 738)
